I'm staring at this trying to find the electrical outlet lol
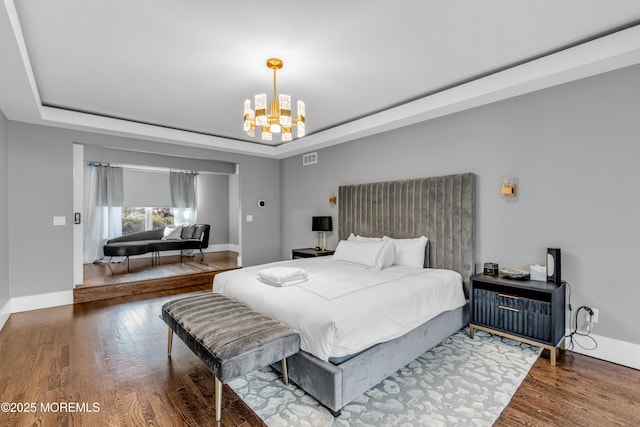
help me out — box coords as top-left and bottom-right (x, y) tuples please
(590, 308), (599, 324)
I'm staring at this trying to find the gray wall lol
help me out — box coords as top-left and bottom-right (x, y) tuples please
(280, 64), (640, 346)
(197, 173), (230, 245)
(0, 110), (9, 308)
(7, 122), (280, 299)
(85, 146), (236, 174)
(229, 174), (240, 246)
(8, 123), (74, 298)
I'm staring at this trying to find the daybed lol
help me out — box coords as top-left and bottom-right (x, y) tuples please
(103, 224), (210, 270)
(213, 173), (476, 415)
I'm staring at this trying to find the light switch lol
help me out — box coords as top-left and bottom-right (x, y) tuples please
(53, 216), (66, 226)
(246, 214), (253, 223)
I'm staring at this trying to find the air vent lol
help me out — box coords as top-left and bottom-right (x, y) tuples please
(302, 152), (317, 166)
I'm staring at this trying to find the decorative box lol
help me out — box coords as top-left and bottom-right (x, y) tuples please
(483, 262), (499, 276)
(530, 264), (546, 281)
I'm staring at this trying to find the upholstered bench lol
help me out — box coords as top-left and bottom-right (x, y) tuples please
(161, 293), (300, 422)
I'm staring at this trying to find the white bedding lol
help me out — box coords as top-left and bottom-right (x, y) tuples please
(213, 257), (466, 362)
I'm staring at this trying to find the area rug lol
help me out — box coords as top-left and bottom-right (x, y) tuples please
(228, 328), (540, 427)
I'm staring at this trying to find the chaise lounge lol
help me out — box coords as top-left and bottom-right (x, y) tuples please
(103, 224), (210, 271)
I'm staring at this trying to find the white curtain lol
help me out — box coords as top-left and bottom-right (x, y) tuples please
(170, 171), (197, 225)
(84, 164), (124, 263)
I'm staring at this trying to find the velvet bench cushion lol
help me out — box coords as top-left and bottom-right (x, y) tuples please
(161, 293), (300, 422)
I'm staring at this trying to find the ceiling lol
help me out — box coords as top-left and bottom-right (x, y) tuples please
(1, 1), (640, 159)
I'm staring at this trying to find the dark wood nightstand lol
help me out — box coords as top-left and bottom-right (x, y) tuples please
(291, 248), (335, 259)
(469, 273), (566, 365)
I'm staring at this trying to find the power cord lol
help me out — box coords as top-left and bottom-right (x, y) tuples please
(563, 280), (598, 351)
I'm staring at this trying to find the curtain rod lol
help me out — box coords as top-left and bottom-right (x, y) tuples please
(89, 162), (198, 175)
(111, 163), (198, 174)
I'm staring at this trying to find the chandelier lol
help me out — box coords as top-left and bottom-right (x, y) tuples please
(243, 58), (305, 142)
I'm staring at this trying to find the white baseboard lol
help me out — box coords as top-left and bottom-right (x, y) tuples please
(0, 299), (11, 331)
(5, 245), (241, 318)
(226, 244), (240, 253)
(209, 244), (239, 253)
(11, 290), (74, 313)
(566, 329), (640, 370)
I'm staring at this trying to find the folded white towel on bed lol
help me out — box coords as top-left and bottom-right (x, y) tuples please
(257, 267), (309, 287)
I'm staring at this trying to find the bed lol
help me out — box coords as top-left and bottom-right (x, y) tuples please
(213, 173), (475, 414)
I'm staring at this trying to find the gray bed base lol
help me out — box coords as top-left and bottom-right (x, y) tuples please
(273, 303), (469, 414)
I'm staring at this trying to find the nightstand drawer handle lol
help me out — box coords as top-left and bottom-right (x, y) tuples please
(498, 293), (519, 300)
(498, 305), (520, 312)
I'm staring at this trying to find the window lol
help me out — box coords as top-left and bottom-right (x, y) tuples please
(152, 208), (175, 229)
(122, 207), (174, 235)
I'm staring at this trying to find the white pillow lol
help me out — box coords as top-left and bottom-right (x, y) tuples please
(162, 225), (183, 240)
(383, 236), (428, 268)
(377, 239), (395, 269)
(331, 240), (393, 270)
(347, 233), (382, 242)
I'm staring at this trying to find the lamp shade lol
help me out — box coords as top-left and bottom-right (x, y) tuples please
(312, 216), (332, 232)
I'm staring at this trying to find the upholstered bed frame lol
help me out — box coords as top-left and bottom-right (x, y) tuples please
(272, 172), (476, 415)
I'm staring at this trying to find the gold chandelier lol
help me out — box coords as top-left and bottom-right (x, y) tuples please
(243, 58), (305, 142)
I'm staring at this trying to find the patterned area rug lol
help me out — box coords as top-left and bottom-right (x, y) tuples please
(228, 328), (540, 427)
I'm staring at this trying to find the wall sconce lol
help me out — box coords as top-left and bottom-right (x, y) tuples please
(329, 192), (337, 206)
(501, 176), (517, 199)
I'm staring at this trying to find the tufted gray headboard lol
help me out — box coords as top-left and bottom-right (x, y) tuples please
(338, 173), (476, 294)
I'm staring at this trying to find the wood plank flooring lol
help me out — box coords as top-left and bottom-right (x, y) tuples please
(497, 350), (640, 426)
(0, 285), (265, 427)
(75, 251), (239, 303)
(1, 285), (639, 426)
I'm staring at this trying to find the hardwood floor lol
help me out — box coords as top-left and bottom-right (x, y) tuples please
(0, 285), (265, 427)
(75, 251), (239, 303)
(497, 350), (640, 426)
(1, 286), (638, 426)
(81, 252), (239, 287)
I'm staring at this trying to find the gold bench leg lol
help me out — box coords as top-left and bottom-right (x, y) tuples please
(215, 376), (222, 422)
(282, 358), (289, 386)
(167, 328), (173, 356)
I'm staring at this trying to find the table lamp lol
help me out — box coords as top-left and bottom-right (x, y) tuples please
(312, 216), (332, 251)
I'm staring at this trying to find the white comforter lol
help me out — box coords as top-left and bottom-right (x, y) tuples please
(213, 257), (466, 362)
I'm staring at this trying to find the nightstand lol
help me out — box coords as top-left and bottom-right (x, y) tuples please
(469, 274), (566, 365)
(292, 248), (335, 259)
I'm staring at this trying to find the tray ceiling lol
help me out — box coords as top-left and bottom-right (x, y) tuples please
(1, 1), (640, 158)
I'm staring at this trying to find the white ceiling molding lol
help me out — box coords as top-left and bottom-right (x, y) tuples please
(0, 0), (42, 121)
(39, 106), (277, 157)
